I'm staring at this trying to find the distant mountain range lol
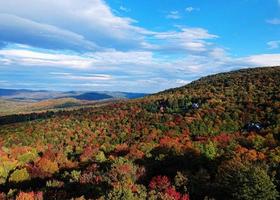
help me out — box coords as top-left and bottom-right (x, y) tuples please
(0, 89), (148, 102)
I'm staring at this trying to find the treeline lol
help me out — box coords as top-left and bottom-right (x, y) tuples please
(0, 111), (56, 125)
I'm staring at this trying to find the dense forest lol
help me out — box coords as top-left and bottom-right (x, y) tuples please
(0, 66), (279, 200)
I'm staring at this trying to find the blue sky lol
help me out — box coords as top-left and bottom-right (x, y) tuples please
(0, 0), (279, 93)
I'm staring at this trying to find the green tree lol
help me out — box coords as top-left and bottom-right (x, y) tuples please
(217, 161), (278, 200)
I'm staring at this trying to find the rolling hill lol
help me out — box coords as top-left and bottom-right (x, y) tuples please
(0, 89), (147, 101)
(0, 66), (279, 200)
(0, 90), (147, 116)
(0, 97), (117, 117)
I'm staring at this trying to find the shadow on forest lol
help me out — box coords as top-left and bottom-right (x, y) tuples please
(0, 161), (112, 200)
(135, 146), (223, 200)
(0, 146), (224, 200)
(0, 111), (56, 125)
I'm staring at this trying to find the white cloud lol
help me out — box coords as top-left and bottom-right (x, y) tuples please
(89, 50), (154, 65)
(0, 47), (156, 70)
(151, 27), (218, 52)
(186, 7), (194, 12)
(49, 72), (72, 76)
(0, 1), (221, 55)
(0, 0), (279, 93)
(241, 54), (280, 66)
(65, 83), (111, 87)
(209, 48), (229, 59)
(266, 18), (280, 25)
(166, 11), (181, 19)
(176, 79), (191, 85)
(1, 45), (280, 92)
(0, 14), (99, 51)
(154, 28), (217, 41)
(185, 7), (199, 13)
(0, 49), (94, 69)
(267, 40), (280, 49)
(56, 74), (113, 81)
(120, 6), (130, 12)
(0, 0), (150, 50)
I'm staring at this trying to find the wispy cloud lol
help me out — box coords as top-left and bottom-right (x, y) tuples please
(166, 11), (181, 19)
(0, 47), (157, 70)
(120, 6), (130, 12)
(266, 18), (280, 25)
(0, 49), (94, 69)
(0, 0), (279, 93)
(151, 27), (218, 52)
(49, 72), (72, 76)
(176, 79), (191, 85)
(1, 45), (280, 92)
(185, 7), (199, 13)
(267, 41), (280, 49)
(54, 74), (113, 81)
(0, 0), (150, 51)
(0, 14), (100, 52)
(241, 54), (280, 66)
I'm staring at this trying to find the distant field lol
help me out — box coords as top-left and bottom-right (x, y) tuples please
(0, 98), (116, 116)
(0, 89), (147, 116)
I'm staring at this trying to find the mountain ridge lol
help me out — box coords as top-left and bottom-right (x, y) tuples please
(0, 88), (147, 101)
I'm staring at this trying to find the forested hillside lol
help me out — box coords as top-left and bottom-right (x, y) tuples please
(0, 66), (279, 200)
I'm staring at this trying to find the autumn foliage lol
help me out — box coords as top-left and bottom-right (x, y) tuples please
(0, 67), (279, 199)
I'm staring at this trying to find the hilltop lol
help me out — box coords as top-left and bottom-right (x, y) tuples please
(0, 89), (147, 101)
(0, 90), (147, 116)
(0, 66), (279, 200)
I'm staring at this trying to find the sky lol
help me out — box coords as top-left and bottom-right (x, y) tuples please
(0, 0), (279, 93)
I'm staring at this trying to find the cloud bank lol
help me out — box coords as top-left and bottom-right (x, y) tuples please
(0, 0), (279, 92)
